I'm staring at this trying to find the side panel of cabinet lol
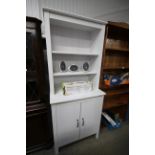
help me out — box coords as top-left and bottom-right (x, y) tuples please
(54, 101), (80, 147)
(80, 96), (103, 139)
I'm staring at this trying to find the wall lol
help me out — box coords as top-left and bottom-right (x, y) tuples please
(26, 0), (129, 23)
(26, 0), (40, 19)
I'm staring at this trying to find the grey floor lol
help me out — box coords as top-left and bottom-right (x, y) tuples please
(29, 122), (129, 155)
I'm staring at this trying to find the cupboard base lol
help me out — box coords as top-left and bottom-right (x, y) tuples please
(51, 96), (104, 154)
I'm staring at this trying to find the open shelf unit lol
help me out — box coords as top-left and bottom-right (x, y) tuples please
(44, 9), (106, 103)
(99, 21), (129, 120)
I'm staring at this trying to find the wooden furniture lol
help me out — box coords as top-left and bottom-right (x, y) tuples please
(26, 17), (53, 153)
(99, 22), (129, 121)
(43, 9), (106, 154)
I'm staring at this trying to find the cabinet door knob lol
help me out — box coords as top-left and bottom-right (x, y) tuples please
(82, 118), (84, 126)
(76, 119), (79, 128)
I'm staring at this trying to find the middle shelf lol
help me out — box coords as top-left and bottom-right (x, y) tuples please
(105, 47), (128, 52)
(102, 84), (129, 91)
(52, 51), (99, 56)
(53, 71), (97, 77)
(52, 53), (98, 74)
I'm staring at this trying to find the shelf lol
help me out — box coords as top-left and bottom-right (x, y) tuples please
(106, 90), (129, 96)
(108, 21), (129, 30)
(53, 71), (97, 77)
(52, 51), (98, 56)
(99, 21), (129, 120)
(44, 9), (106, 106)
(104, 102), (128, 110)
(26, 102), (48, 112)
(26, 100), (41, 105)
(103, 68), (129, 71)
(50, 89), (106, 104)
(105, 47), (129, 52)
(102, 84), (129, 91)
(101, 85), (129, 96)
(103, 93), (129, 109)
(103, 66), (129, 70)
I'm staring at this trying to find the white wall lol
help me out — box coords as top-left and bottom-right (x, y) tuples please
(26, 0), (129, 23)
(26, 0), (40, 19)
(95, 8), (129, 23)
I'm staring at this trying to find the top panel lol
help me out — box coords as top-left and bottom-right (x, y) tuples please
(43, 8), (107, 31)
(43, 8), (107, 24)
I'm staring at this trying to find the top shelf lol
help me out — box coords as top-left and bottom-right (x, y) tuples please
(107, 22), (129, 41)
(52, 51), (99, 56)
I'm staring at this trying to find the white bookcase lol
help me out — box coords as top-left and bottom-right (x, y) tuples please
(43, 9), (106, 154)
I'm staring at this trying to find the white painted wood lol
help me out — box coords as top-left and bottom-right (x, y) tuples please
(47, 8), (107, 26)
(53, 74), (95, 94)
(55, 101), (80, 147)
(51, 96), (104, 153)
(44, 10), (106, 153)
(53, 75), (98, 99)
(52, 51), (98, 56)
(53, 71), (97, 77)
(50, 25), (91, 53)
(44, 12), (55, 95)
(44, 8), (106, 109)
(50, 24), (102, 54)
(79, 96), (103, 139)
(52, 54), (96, 73)
(43, 10), (106, 100)
(51, 105), (59, 154)
(50, 89), (105, 105)
(91, 27), (106, 90)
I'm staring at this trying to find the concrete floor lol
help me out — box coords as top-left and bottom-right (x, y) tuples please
(29, 122), (129, 155)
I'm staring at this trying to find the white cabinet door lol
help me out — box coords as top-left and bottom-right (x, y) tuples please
(80, 96), (103, 139)
(55, 101), (80, 146)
